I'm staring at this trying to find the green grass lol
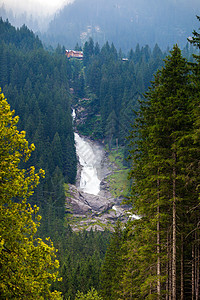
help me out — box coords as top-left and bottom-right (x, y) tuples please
(63, 183), (71, 197)
(108, 169), (130, 198)
(107, 148), (130, 198)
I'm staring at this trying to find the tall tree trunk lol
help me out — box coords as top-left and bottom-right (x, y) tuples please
(195, 232), (199, 300)
(172, 190), (176, 300)
(166, 262), (169, 300)
(192, 241), (195, 300)
(169, 232), (172, 300)
(172, 152), (176, 300)
(181, 234), (184, 300)
(166, 231), (170, 300)
(157, 211), (161, 299)
(157, 176), (161, 299)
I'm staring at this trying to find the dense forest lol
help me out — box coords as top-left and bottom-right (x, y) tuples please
(1, 13), (200, 299)
(99, 18), (200, 300)
(72, 38), (195, 163)
(0, 19), (111, 299)
(0, 18), (77, 238)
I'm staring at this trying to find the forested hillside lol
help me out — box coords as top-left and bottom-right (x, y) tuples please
(0, 18), (77, 239)
(99, 18), (200, 299)
(77, 40), (165, 143)
(72, 38), (195, 162)
(0, 19), (111, 299)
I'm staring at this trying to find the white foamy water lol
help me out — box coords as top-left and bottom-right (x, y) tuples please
(72, 109), (103, 195)
(74, 133), (102, 195)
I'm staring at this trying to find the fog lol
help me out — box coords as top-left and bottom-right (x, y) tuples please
(0, 0), (74, 31)
(0, 0), (74, 17)
(1, 0), (200, 48)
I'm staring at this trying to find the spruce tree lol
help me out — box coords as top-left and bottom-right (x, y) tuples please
(187, 16), (200, 299)
(123, 45), (196, 299)
(100, 222), (124, 300)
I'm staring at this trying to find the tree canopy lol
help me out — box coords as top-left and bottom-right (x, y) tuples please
(99, 41), (200, 299)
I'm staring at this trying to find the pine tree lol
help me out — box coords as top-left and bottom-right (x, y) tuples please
(123, 45), (196, 299)
(100, 222), (124, 300)
(187, 16), (200, 299)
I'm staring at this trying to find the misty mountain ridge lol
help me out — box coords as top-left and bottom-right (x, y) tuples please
(43, 0), (200, 51)
(1, 0), (200, 51)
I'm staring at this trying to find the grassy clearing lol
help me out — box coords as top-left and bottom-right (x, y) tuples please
(108, 169), (130, 198)
(107, 148), (130, 198)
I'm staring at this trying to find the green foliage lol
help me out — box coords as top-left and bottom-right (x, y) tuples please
(2, 14), (200, 300)
(122, 44), (196, 298)
(0, 20), (114, 300)
(102, 43), (200, 299)
(100, 222), (125, 300)
(54, 229), (111, 299)
(75, 288), (103, 300)
(0, 19), (77, 241)
(0, 90), (62, 299)
(0, 18), (42, 50)
(73, 39), (165, 158)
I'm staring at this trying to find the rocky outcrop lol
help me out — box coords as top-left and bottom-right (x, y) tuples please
(65, 183), (129, 231)
(66, 184), (113, 215)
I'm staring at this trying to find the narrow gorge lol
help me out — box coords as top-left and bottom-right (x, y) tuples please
(65, 109), (130, 231)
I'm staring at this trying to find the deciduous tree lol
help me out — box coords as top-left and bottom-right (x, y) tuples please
(0, 90), (62, 299)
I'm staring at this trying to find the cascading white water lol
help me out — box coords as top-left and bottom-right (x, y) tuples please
(72, 109), (103, 195)
(72, 108), (76, 120)
(74, 133), (102, 195)
(72, 109), (139, 220)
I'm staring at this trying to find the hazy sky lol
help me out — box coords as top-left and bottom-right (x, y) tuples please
(0, 0), (74, 16)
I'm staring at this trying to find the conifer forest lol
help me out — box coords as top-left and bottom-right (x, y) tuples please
(1, 6), (200, 299)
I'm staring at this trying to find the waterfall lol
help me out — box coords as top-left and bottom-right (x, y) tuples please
(72, 108), (76, 120)
(71, 109), (138, 223)
(72, 109), (103, 195)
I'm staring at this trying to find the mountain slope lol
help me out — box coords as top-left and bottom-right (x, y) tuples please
(44, 0), (200, 51)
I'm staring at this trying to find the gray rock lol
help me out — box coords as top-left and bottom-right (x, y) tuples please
(65, 128), (130, 231)
(65, 182), (129, 231)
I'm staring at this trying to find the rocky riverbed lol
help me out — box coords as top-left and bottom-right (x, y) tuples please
(65, 143), (130, 231)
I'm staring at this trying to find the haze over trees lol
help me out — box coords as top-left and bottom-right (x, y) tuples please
(44, 0), (200, 51)
(1, 0), (200, 52)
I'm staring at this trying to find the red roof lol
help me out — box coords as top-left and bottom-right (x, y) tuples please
(66, 50), (83, 59)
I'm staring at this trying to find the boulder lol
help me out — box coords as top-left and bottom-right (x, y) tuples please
(65, 183), (129, 231)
